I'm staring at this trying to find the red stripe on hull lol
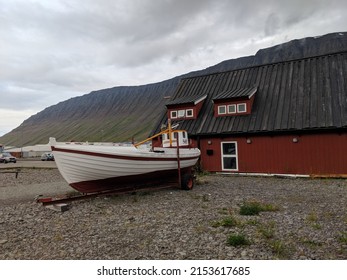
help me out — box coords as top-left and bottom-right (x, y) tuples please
(70, 167), (192, 193)
(52, 146), (199, 162)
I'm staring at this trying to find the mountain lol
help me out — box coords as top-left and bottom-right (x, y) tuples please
(1, 32), (347, 146)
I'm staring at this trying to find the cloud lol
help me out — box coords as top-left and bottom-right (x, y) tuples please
(264, 13), (281, 36)
(0, 109), (37, 137)
(1, 0), (347, 136)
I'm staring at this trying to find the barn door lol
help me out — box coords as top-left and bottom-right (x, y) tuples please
(221, 142), (238, 171)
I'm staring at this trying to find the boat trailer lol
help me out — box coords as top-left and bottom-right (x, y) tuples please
(36, 181), (185, 207)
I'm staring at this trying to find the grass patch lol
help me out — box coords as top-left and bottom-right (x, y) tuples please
(227, 234), (251, 247)
(306, 211), (322, 229)
(245, 219), (260, 226)
(301, 239), (323, 248)
(196, 178), (208, 185)
(202, 194), (210, 202)
(270, 240), (290, 259)
(65, 190), (80, 198)
(338, 232), (347, 244)
(190, 193), (211, 202)
(257, 222), (276, 239)
(194, 224), (209, 234)
(311, 223), (322, 230)
(239, 202), (262, 215)
(212, 216), (239, 228)
(217, 207), (236, 216)
(261, 203), (280, 212)
(239, 200), (279, 216)
(306, 211), (318, 222)
(54, 233), (63, 242)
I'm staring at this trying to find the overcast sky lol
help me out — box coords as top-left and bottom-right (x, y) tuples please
(1, 0), (347, 137)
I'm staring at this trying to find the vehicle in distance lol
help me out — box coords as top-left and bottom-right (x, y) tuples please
(41, 152), (55, 161)
(0, 152), (17, 163)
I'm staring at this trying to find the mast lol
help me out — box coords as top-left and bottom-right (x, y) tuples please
(168, 118), (172, 147)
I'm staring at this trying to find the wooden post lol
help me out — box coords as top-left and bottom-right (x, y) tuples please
(168, 119), (172, 147)
(176, 132), (181, 188)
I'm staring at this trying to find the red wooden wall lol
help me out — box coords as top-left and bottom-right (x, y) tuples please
(199, 132), (347, 175)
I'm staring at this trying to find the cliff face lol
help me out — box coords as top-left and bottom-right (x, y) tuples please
(8, 80), (180, 144)
(1, 32), (346, 146)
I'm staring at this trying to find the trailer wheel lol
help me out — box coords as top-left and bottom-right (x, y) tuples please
(181, 173), (194, 190)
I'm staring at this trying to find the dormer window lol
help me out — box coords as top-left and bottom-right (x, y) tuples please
(170, 109), (195, 119)
(218, 105), (226, 115)
(186, 109), (193, 117)
(237, 103), (247, 113)
(170, 111), (177, 119)
(228, 104), (236, 114)
(213, 87), (257, 117)
(178, 110), (185, 118)
(166, 94), (207, 120)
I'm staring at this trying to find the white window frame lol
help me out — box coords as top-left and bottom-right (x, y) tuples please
(221, 141), (238, 171)
(186, 109), (193, 118)
(177, 110), (185, 118)
(237, 103), (247, 113)
(218, 105), (227, 115)
(170, 111), (177, 119)
(227, 104), (236, 114)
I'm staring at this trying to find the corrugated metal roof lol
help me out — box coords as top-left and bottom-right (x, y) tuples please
(213, 86), (257, 101)
(166, 94), (207, 106)
(152, 51), (347, 136)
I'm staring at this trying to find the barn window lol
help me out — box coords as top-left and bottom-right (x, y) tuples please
(221, 142), (238, 171)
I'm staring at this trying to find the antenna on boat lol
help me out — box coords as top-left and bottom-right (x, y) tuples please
(171, 123), (179, 129)
(161, 121), (179, 131)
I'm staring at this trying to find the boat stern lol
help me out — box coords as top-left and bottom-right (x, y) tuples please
(49, 137), (57, 146)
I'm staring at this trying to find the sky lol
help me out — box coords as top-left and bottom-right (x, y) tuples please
(1, 0), (347, 137)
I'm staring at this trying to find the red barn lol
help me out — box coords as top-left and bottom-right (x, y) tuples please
(152, 51), (347, 177)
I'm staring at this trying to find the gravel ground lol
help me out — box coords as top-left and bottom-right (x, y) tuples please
(0, 169), (346, 260)
(0, 169), (71, 204)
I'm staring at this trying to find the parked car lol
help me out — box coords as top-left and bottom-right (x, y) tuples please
(41, 152), (54, 161)
(0, 152), (17, 163)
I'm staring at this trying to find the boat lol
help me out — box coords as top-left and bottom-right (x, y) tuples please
(49, 122), (200, 193)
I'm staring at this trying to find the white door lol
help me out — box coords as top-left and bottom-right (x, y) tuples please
(221, 142), (238, 171)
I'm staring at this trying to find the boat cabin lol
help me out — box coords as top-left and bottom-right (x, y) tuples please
(162, 130), (189, 147)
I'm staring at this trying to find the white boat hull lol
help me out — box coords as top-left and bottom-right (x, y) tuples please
(50, 139), (200, 193)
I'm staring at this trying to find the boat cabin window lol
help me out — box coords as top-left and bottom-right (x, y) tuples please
(162, 130), (189, 147)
